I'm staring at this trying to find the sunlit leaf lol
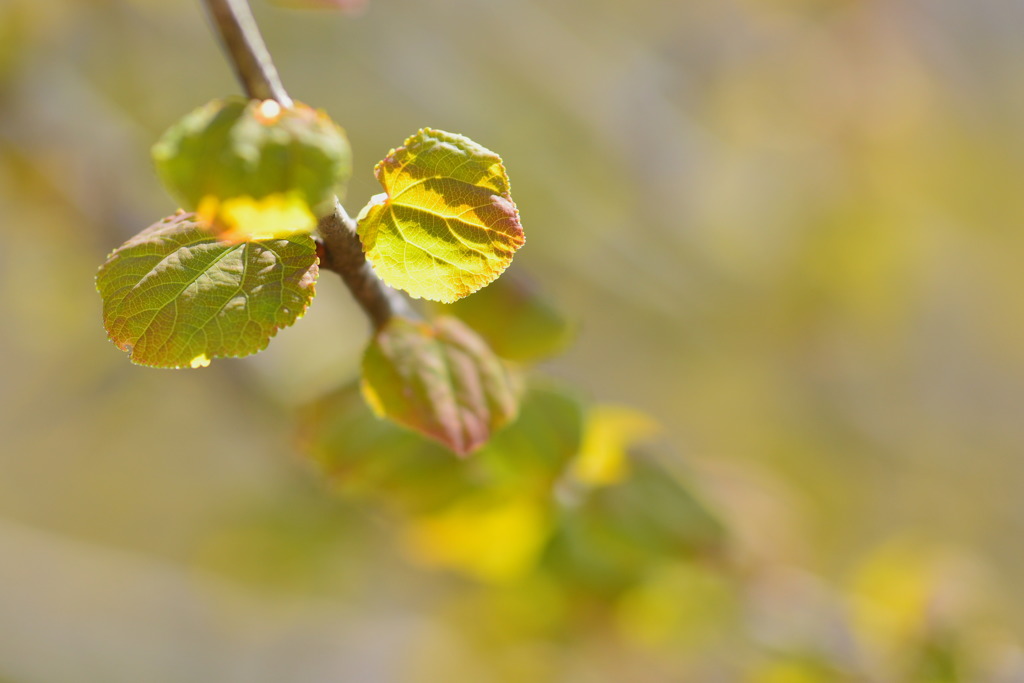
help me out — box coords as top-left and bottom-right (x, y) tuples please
(96, 212), (318, 368)
(356, 128), (525, 303)
(361, 316), (521, 455)
(429, 271), (573, 362)
(195, 192), (315, 241)
(152, 97), (351, 240)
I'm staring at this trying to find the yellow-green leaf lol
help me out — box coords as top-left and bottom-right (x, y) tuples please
(361, 316), (521, 455)
(152, 97), (351, 240)
(356, 128), (525, 303)
(96, 212), (318, 368)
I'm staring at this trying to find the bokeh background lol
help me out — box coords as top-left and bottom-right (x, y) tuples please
(3, 0), (1024, 680)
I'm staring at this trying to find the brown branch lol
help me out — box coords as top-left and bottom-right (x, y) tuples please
(317, 199), (415, 327)
(202, 0), (292, 105)
(201, 0), (407, 329)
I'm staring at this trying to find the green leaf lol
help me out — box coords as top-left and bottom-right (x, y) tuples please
(430, 272), (574, 362)
(300, 382), (472, 514)
(474, 383), (584, 493)
(96, 212), (318, 368)
(544, 457), (726, 593)
(356, 128), (525, 303)
(361, 316), (521, 455)
(152, 97), (351, 240)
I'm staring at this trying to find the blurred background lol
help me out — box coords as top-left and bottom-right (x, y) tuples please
(2, 0), (1024, 680)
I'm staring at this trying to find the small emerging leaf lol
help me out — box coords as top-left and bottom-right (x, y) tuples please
(152, 97), (351, 240)
(361, 316), (521, 455)
(356, 128), (525, 303)
(96, 212), (318, 368)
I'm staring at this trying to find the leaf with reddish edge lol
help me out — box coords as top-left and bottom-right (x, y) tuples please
(96, 212), (318, 368)
(361, 316), (521, 455)
(356, 128), (525, 303)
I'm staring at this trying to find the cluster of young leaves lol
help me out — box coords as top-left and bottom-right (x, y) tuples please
(300, 280), (726, 590)
(302, 330), (1013, 681)
(96, 96), (525, 451)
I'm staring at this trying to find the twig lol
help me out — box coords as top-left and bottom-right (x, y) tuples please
(202, 0), (292, 106)
(317, 199), (415, 327)
(201, 0), (407, 329)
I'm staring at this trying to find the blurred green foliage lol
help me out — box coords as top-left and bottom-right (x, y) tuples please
(2, 0), (1024, 681)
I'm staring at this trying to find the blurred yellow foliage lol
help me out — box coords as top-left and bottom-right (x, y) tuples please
(847, 540), (983, 659)
(615, 562), (736, 650)
(572, 405), (660, 486)
(401, 497), (550, 583)
(747, 660), (835, 683)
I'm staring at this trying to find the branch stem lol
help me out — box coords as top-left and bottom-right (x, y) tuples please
(317, 200), (415, 327)
(202, 0), (292, 106)
(201, 0), (405, 329)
